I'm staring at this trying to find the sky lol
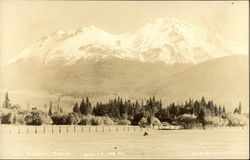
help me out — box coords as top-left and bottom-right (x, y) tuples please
(0, 0), (249, 64)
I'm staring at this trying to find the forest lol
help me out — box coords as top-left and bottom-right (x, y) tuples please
(0, 92), (248, 129)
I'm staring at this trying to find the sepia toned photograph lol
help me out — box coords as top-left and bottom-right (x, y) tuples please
(0, 0), (249, 159)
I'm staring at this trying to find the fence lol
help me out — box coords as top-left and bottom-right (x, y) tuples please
(0, 125), (162, 135)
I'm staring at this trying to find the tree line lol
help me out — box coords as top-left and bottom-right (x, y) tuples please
(0, 92), (248, 129)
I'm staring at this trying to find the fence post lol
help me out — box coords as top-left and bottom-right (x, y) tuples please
(109, 125), (111, 132)
(128, 125), (129, 131)
(102, 126), (104, 132)
(35, 127), (37, 134)
(66, 126), (68, 133)
(52, 126), (54, 133)
(116, 125), (118, 131)
(44, 126), (46, 133)
(59, 126), (61, 133)
(89, 125), (90, 132)
(95, 126), (97, 132)
(27, 127), (29, 134)
(74, 126), (76, 133)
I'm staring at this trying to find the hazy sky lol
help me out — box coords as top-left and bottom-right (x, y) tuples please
(0, 0), (248, 63)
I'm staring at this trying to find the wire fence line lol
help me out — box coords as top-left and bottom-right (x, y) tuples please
(0, 125), (162, 135)
(0, 125), (242, 135)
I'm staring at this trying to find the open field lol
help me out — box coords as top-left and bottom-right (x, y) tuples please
(0, 125), (248, 159)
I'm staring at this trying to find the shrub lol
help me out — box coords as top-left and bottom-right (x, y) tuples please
(1, 108), (36, 125)
(177, 114), (197, 129)
(151, 117), (161, 126)
(24, 111), (52, 125)
(61, 114), (68, 124)
(205, 116), (224, 127)
(16, 109), (30, 125)
(138, 117), (148, 128)
(103, 116), (114, 125)
(227, 113), (248, 127)
(128, 115), (134, 122)
(51, 114), (63, 125)
(52, 113), (83, 125)
(51, 113), (70, 125)
(1, 112), (15, 124)
(0, 108), (17, 124)
(117, 119), (131, 125)
(25, 112), (42, 125)
(79, 116), (114, 125)
(91, 117), (104, 125)
(24, 113), (41, 125)
(121, 113), (128, 120)
(66, 113), (80, 125)
(159, 117), (174, 124)
(131, 113), (144, 125)
(15, 114), (26, 125)
(41, 115), (53, 125)
(78, 115), (93, 125)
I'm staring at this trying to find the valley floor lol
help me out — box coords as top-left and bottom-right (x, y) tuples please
(0, 125), (248, 159)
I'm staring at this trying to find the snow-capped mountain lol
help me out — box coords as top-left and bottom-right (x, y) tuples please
(7, 17), (247, 65)
(2, 18), (248, 110)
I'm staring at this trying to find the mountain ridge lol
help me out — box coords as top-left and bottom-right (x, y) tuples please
(2, 55), (248, 112)
(6, 17), (247, 66)
(2, 18), (248, 111)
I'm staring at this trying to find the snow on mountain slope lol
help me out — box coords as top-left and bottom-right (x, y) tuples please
(7, 17), (247, 65)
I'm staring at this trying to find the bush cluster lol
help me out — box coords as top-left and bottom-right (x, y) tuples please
(50, 113), (116, 125)
(0, 109), (52, 126)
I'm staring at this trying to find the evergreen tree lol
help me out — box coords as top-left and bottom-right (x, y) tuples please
(214, 105), (218, 116)
(54, 97), (61, 114)
(194, 100), (200, 115)
(218, 106), (222, 116)
(141, 99), (144, 108)
(197, 108), (206, 129)
(13, 114), (17, 124)
(48, 101), (54, 116)
(73, 103), (80, 113)
(2, 92), (11, 109)
(92, 106), (96, 115)
(222, 106), (226, 114)
(234, 108), (239, 114)
(169, 103), (180, 117)
(200, 96), (206, 106)
(79, 98), (85, 114)
(238, 102), (242, 114)
(134, 100), (140, 115)
(207, 100), (213, 111)
(159, 99), (163, 110)
(59, 107), (63, 113)
(80, 97), (92, 115)
(116, 103), (121, 118)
